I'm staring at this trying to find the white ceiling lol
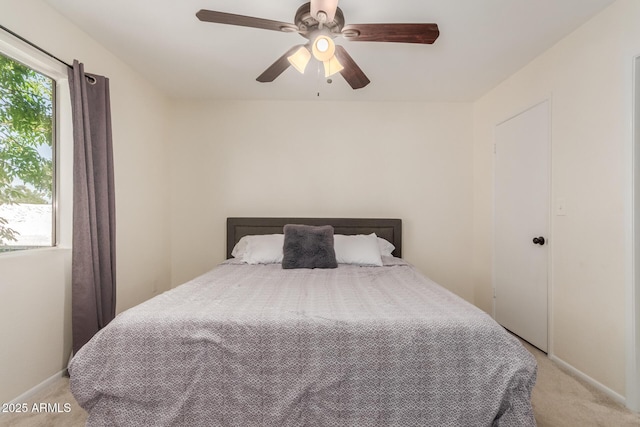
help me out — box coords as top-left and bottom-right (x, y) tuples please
(44, 0), (616, 102)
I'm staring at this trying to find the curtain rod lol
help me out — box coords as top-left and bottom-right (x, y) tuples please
(0, 24), (72, 69)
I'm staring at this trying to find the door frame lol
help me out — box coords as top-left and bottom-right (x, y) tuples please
(628, 55), (640, 412)
(491, 98), (553, 354)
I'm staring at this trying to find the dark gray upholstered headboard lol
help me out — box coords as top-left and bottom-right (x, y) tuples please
(227, 217), (402, 259)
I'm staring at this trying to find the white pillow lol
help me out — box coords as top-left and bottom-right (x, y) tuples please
(231, 235), (250, 259)
(377, 237), (395, 257)
(334, 233), (383, 266)
(232, 234), (284, 264)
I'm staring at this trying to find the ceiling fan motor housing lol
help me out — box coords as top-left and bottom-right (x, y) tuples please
(295, 2), (344, 37)
(310, 0), (339, 23)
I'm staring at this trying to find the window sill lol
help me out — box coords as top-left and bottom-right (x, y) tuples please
(0, 245), (71, 259)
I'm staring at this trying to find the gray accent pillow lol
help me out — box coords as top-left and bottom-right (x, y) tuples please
(282, 224), (338, 269)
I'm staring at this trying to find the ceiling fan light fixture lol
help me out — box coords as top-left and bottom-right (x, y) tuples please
(323, 55), (344, 78)
(312, 35), (335, 62)
(287, 46), (311, 74)
(316, 37), (329, 53)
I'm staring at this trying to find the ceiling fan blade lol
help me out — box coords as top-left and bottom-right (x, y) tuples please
(333, 45), (370, 90)
(342, 23), (439, 44)
(196, 9), (298, 33)
(256, 45), (304, 83)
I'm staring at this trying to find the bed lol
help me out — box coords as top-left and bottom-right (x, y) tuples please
(69, 217), (536, 426)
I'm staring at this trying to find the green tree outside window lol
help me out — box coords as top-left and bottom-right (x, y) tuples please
(0, 53), (54, 248)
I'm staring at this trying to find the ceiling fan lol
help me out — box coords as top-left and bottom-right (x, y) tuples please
(196, 0), (439, 89)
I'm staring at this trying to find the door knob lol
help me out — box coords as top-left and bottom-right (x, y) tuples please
(532, 236), (545, 245)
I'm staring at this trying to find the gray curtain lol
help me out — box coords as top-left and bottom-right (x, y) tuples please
(68, 60), (116, 355)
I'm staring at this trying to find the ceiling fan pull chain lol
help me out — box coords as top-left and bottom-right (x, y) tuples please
(316, 61), (322, 97)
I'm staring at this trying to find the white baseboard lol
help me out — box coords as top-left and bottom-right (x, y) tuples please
(548, 354), (626, 406)
(6, 369), (68, 405)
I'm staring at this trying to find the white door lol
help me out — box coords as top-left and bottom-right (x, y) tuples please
(494, 100), (549, 352)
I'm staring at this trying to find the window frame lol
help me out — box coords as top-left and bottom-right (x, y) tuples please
(0, 29), (71, 254)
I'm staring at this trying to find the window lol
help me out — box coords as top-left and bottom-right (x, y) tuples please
(0, 52), (55, 251)
(0, 30), (69, 254)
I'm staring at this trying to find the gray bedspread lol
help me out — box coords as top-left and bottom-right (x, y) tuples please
(69, 258), (537, 426)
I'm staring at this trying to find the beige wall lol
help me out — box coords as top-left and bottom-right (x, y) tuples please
(0, 0), (171, 403)
(0, 249), (71, 405)
(473, 0), (638, 398)
(169, 100), (474, 301)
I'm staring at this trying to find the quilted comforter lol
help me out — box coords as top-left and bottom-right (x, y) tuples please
(69, 258), (536, 426)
